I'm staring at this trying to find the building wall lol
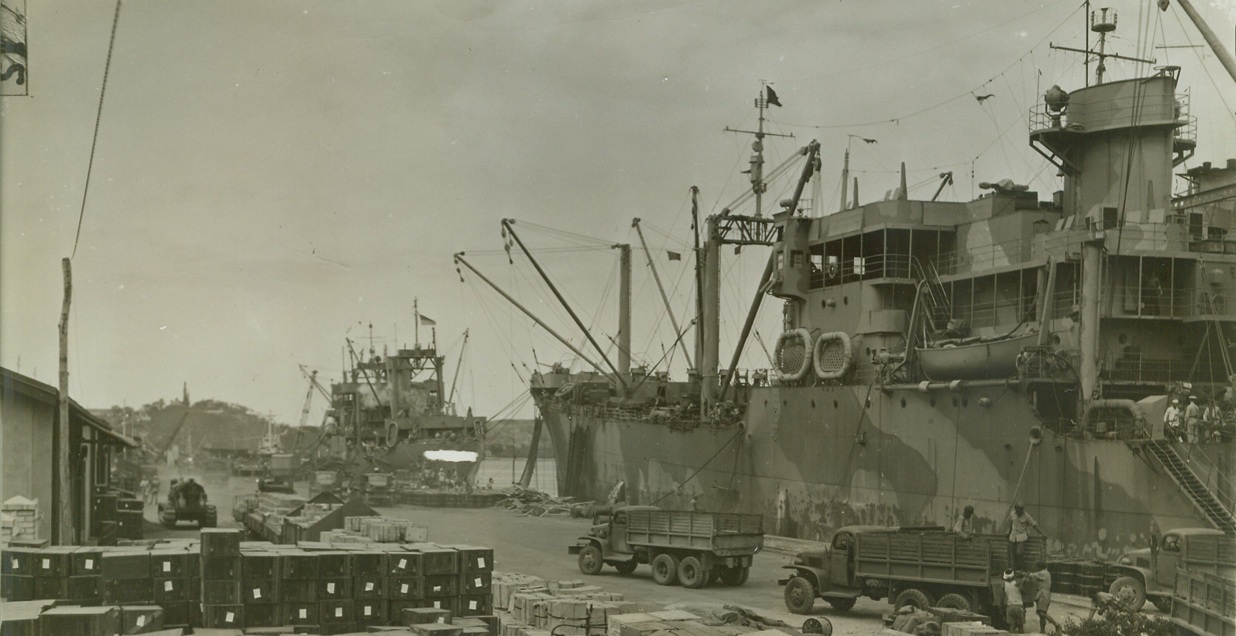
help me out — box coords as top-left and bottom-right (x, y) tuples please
(1, 394), (55, 541)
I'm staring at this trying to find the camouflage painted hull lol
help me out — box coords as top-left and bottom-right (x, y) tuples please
(537, 382), (1211, 559)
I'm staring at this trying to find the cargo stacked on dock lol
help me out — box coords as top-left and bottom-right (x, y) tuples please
(1, 534), (500, 634)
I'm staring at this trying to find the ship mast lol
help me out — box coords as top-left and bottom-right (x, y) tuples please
(1050, 7), (1153, 86)
(1168, 0), (1236, 84)
(725, 83), (793, 217)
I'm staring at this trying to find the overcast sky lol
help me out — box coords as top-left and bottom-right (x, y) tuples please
(3, 0), (1235, 427)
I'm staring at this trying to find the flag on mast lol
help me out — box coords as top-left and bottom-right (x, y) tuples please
(419, 315), (436, 326)
(765, 85), (782, 107)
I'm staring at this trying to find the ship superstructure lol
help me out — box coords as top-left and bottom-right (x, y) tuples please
(467, 10), (1236, 557)
(326, 326), (487, 483)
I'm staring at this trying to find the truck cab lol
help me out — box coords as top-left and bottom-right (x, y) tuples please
(782, 526), (893, 612)
(1108, 527), (1229, 612)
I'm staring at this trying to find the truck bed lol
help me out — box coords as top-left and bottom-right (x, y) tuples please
(855, 532), (1045, 586)
(625, 510), (764, 555)
(1172, 567), (1235, 636)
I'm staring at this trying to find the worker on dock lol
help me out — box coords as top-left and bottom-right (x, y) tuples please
(1002, 569), (1026, 634)
(1028, 562), (1061, 634)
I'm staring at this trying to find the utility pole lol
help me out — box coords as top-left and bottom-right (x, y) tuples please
(57, 258), (74, 545)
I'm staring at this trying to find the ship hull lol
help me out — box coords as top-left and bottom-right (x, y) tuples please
(537, 383), (1214, 558)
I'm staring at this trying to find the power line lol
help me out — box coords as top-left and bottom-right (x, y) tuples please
(71, 0), (123, 259)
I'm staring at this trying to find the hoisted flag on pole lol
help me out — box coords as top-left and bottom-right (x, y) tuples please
(765, 85), (781, 107)
(419, 315), (436, 326)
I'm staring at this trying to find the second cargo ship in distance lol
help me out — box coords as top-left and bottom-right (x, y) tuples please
(459, 7), (1236, 557)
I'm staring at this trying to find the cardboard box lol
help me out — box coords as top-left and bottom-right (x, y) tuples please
(198, 528), (241, 559)
(351, 550), (386, 573)
(407, 545), (458, 575)
(388, 551), (423, 576)
(119, 604), (163, 634)
(320, 599), (355, 624)
(240, 551), (279, 580)
(355, 599), (387, 625)
(65, 575), (101, 601)
(151, 577), (188, 603)
(354, 574), (383, 599)
(459, 594), (492, 617)
(388, 576), (424, 599)
(280, 553), (319, 579)
(1, 574), (35, 601)
(243, 579), (277, 604)
(199, 556), (240, 580)
(460, 572), (492, 593)
(33, 548), (73, 578)
(315, 551), (352, 578)
(103, 578), (153, 604)
(148, 550), (188, 579)
(68, 548), (102, 576)
(424, 574), (457, 597)
(100, 552), (151, 581)
(31, 576), (64, 601)
(404, 607), (453, 625)
(0, 549), (39, 576)
(201, 579), (241, 604)
(283, 601), (319, 626)
(201, 603), (243, 629)
(279, 578), (317, 602)
(243, 602), (280, 629)
(37, 605), (121, 636)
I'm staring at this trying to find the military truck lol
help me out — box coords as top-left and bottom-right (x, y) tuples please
(256, 453), (298, 494)
(568, 506), (764, 588)
(157, 477), (218, 528)
(781, 526), (1043, 615)
(1107, 527), (1234, 612)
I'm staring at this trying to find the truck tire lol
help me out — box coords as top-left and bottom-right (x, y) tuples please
(894, 588), (934, 610)
(577, 546), (604, 575)
(651, 554), (679, 586)
(614, 561), (638, 575)
(678, 556), (708, 589)
(718, 566), (750, 586)
(825, 598), (856, 611)
(784, 576), (816, 614)
(1109, 576), (1146, 612)
(936, 593), (973, 612)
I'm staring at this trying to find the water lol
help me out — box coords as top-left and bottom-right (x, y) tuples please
(476, 456), (557, 497)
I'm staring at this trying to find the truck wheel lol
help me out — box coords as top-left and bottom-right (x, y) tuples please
(651, 554), (679, 586)
(825, 598), (856, 612)
(784, 576), (816, 614)
(936, 593), (973, 612)
(894, 588), (934, 610)
(614, 561), (638, 575)
(577, 546), (604, 575)
(678, 556), (708, 589)
(1109, 576), (1146, 612)
(719, 566), (750, 586)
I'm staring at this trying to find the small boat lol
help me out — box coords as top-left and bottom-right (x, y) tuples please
(917, 331), (1039, 381)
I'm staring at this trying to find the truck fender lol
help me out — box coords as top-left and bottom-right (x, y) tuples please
(781, 565), (823, 592)
(1104, 565), (1149, 587)
(568, 537), (604, 556)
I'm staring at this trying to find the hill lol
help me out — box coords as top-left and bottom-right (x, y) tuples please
(93, 399), (289, 456)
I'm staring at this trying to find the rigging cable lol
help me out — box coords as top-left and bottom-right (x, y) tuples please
(72, 0), (123, 259)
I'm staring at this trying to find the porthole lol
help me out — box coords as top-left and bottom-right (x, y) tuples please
(900, 398), (907, 408)
(1118, 333), (1128, 344)
(843, 296), (849, 306)
(952, 397), (958, 407)
(811, 400), (817, 409)
(833, 400), (839, 409)
(962, 398), (969, 408)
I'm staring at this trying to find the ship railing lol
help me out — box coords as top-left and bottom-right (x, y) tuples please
(1106, 285), (1223, 319)
(1173, 441), (1236, 517)
(812, 253), (919, 288)
(1103, 352), (1191, 383)
(1028, 92), (1192, 135)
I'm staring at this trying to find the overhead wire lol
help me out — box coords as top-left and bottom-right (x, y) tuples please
(71, 0), (123, 259)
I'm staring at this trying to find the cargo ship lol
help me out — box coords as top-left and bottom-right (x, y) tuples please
(323, 320), (487, 487)
(462, 7), (1236, 557)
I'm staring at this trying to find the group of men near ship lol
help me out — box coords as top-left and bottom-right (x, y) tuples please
(949, 502), (1098, 634)
(1162, 393), (1229, 443)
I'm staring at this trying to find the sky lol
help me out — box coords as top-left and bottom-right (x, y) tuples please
(3, 0), (1235, 428)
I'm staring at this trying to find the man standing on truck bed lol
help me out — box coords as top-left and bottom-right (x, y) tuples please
(1005, 503), (1039, 571)
(953, 504), (975, 538)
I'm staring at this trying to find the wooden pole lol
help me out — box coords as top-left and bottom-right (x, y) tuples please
(57, 257), (74, 545)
